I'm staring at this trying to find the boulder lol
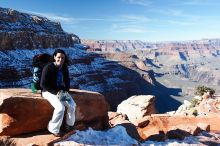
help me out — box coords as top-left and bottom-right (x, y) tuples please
(137, 114), (220, 140)
(0, 88), (109, 136)
(117, 95), (157, 123)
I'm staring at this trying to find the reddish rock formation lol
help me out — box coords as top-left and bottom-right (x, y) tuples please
(0, 88), (109, 136)
(137, 114), (220, 140)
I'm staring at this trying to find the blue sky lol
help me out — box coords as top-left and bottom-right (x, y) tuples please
(1, 0), (220, 41)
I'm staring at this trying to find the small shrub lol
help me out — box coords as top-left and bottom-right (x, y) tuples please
(194, 85), (215, 96)
(192, 109), (198, 116)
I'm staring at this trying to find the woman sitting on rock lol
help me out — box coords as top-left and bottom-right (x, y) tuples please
(40, 49), (76, 137)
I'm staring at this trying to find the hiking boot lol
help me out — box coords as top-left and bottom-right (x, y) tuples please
(52, 131), (65, 137)
(64, 125), (73, 132)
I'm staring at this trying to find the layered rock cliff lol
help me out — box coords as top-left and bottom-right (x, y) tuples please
(82, 39), (220, 109)
(0, 7), (80, 50)
(82, 39), (220, 85)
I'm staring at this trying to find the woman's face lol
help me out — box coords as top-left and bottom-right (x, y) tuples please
(54, 53), (65, 67)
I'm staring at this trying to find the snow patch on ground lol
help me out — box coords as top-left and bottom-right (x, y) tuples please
(56, 126), (138, 146)
(55, 126), (203, 146)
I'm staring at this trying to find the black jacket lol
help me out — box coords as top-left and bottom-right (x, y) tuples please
(40, 62), (70, 95)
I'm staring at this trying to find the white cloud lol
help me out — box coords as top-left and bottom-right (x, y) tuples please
(45, 15), (75, 23)
(110, 14), (157, 33)
(22, 9), (156, 25)
(179, 0), (215, 6)
(120, 15), (152, 23)
(148, 8), (202, 25)
(167, 20), (197, 26)
(22, 10), (76, 24)
(122, 0), (152, 6)
(111, 23), (154, 33)
(149, 8), (183, 16)
(112, 25), (146, 33)
(148, 8), (201, 20)
(21, 9), (128, 25)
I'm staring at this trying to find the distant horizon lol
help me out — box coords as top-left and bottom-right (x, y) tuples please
(1, 0), (220, 42)
(81, 38), (220, 43)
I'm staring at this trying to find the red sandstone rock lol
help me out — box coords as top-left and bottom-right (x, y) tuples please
(0, 88), (109, 136)
(137, 114), (220, 140)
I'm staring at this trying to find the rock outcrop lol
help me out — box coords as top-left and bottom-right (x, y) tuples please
(117, 95), (157, 123)
(0, 88), (109, 136)
(171, 93), (220, 116)
(136, 114), (220, 141)
(0, 7), (79, 50)
(107, 93), (220, 142)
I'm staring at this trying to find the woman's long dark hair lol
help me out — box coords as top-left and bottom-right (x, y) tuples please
(52, 49), (70, 65)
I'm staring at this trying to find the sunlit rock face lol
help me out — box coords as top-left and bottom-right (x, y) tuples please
(0, 88), (109, 136)
(117, 95), (157, 123)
